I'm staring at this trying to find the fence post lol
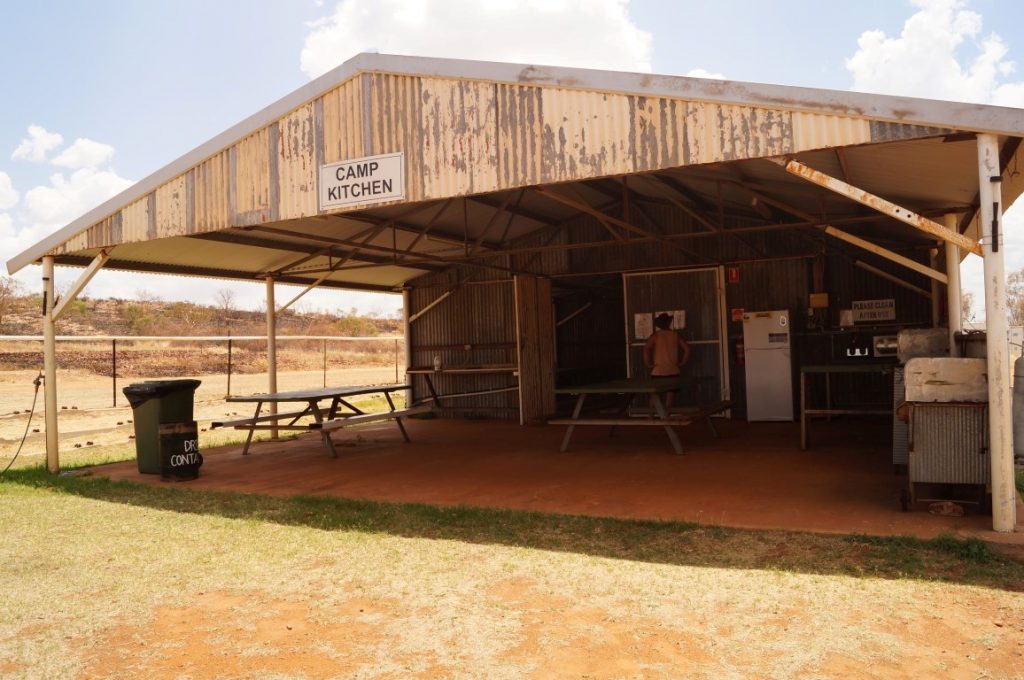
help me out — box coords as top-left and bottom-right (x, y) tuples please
(226, 338), (232, 397)
(112, 338), (117, 407)
(394, 339), (399, 383)
(323, 339), (327, 387)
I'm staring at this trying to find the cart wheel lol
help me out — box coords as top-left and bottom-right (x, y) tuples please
(899, 488), (910, 512)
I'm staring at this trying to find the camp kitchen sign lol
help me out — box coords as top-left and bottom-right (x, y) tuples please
(319, 152), (405, 210)
(852, 298), (896, 323)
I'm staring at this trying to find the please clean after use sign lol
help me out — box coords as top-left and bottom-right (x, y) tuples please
(319, 152), (405, 210)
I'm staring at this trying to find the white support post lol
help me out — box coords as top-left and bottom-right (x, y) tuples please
(930, 247), (941, 328)
(42, 256), (59, 473)
(266, 277), (278, 439)
(943, 214), (963, 357)
(402, 289), (412, 387)
(977, 133), (1016, 533)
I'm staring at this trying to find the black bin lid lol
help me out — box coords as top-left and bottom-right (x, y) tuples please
(122, 379), (202, 407)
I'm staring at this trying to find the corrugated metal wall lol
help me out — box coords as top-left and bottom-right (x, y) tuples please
(909, 403), (989, 485)
(52, 69), (953, 257)
(407, 279), (518, 416)
(406, 214), (932, 418)
(623, 269), (724, 407)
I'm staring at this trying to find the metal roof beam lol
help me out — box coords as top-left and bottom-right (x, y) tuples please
(188, 230), (441, 272)
(51, 255), (401, 292)
(777, 157), (982, 255)
(823, 225), (946, 283)
(534, 186), (707, 262)
(468, 194), (560, 227)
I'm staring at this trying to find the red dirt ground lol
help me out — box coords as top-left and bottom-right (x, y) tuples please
(97, 416), (1024, 542)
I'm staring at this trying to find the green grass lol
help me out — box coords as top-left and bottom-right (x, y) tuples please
(3, 464), (1023, 591)
(1017, 466), (1024, 495)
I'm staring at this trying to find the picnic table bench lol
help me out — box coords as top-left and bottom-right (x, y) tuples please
(549, 378), (731, 455)
(211, 384), (429, 457)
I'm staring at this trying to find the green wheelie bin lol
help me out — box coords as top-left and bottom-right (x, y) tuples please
(122, 379), (202, 478)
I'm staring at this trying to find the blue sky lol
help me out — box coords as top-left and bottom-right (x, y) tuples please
(1, 0), (1023, 316)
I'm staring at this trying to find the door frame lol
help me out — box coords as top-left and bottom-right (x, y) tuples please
(621, 266), (731, 404)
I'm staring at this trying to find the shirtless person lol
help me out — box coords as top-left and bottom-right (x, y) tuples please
(643, 313), (691, 409)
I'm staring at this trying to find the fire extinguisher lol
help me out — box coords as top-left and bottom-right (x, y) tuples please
(734, 339), (745, 366)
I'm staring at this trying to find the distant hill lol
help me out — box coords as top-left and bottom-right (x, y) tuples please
(0, 293), (401, 338)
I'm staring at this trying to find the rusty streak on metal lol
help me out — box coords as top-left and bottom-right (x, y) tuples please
(781, 158), (982, 255)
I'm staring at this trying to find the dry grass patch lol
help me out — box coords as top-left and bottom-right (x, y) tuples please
(2, 469), (1024, 678)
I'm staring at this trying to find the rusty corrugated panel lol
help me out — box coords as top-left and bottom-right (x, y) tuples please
(321, 78), (364, 163)
(541, 87), (633, 183)
(121, 197), (151, 244)
(368, 73), (424, 201)
(408, 281), (518, 415)
(276, 103), (318, 221)
(421, 78), (499, 198)
(791, 112), (871, 152)
(234, 129), (271, 222)
(910, 403), (989, 485)
(496, 83), (543, 187)
(869, 121), (952, 143)
(685, 102), (793, 164)
(193, 150), (230, 233)
(630, 96), (685, 172)
(155, 176), (187, 238)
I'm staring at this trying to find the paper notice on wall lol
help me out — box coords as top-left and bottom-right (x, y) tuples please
(656, 310), (686, 330)
(634, 313), (653, 340)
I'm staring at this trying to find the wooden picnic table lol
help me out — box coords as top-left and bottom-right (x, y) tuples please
(213, 384), (426, 457)
(549, 378), (731, 455)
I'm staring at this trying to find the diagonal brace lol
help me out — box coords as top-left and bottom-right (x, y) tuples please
(53, 249), (109, 321)
(776, 158), (981, 256)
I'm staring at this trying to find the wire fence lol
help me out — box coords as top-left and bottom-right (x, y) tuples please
(0, 335), (407, 468)
(0, 335), (405, 406)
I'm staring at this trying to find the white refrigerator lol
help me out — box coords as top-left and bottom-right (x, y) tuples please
(742, 310), (793, 421)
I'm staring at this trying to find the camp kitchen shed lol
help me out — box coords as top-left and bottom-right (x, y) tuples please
(8, 53), (1023, 532)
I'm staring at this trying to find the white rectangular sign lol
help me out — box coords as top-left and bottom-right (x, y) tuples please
(852, 298), (896, 323)
(319, 152), (405, 210)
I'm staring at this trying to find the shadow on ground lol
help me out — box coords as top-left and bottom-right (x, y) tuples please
(5, 466), (1024, 593)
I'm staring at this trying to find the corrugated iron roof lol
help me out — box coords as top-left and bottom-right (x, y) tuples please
(7, 52), (1024, 289)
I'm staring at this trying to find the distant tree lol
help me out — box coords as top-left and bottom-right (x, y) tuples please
(135, 289), (161, 305)
(0, 276), (20, 330)
(961, 291), (976, 323)
(1007, 268), (1024, 325)
(215, 288), (236, 316)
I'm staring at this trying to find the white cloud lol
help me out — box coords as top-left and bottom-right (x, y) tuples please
(7, 165), (134, 267)
(300, 0), (652, 79)
(22, 168), (133, 233)
(52, 138), (116, 170)
(0, 172), (17, 210)
(844, 0), (1024, 105)
(844, 0), (1024, 323)
(686, 68), (726, 80)
(11, 125), (64, 163)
